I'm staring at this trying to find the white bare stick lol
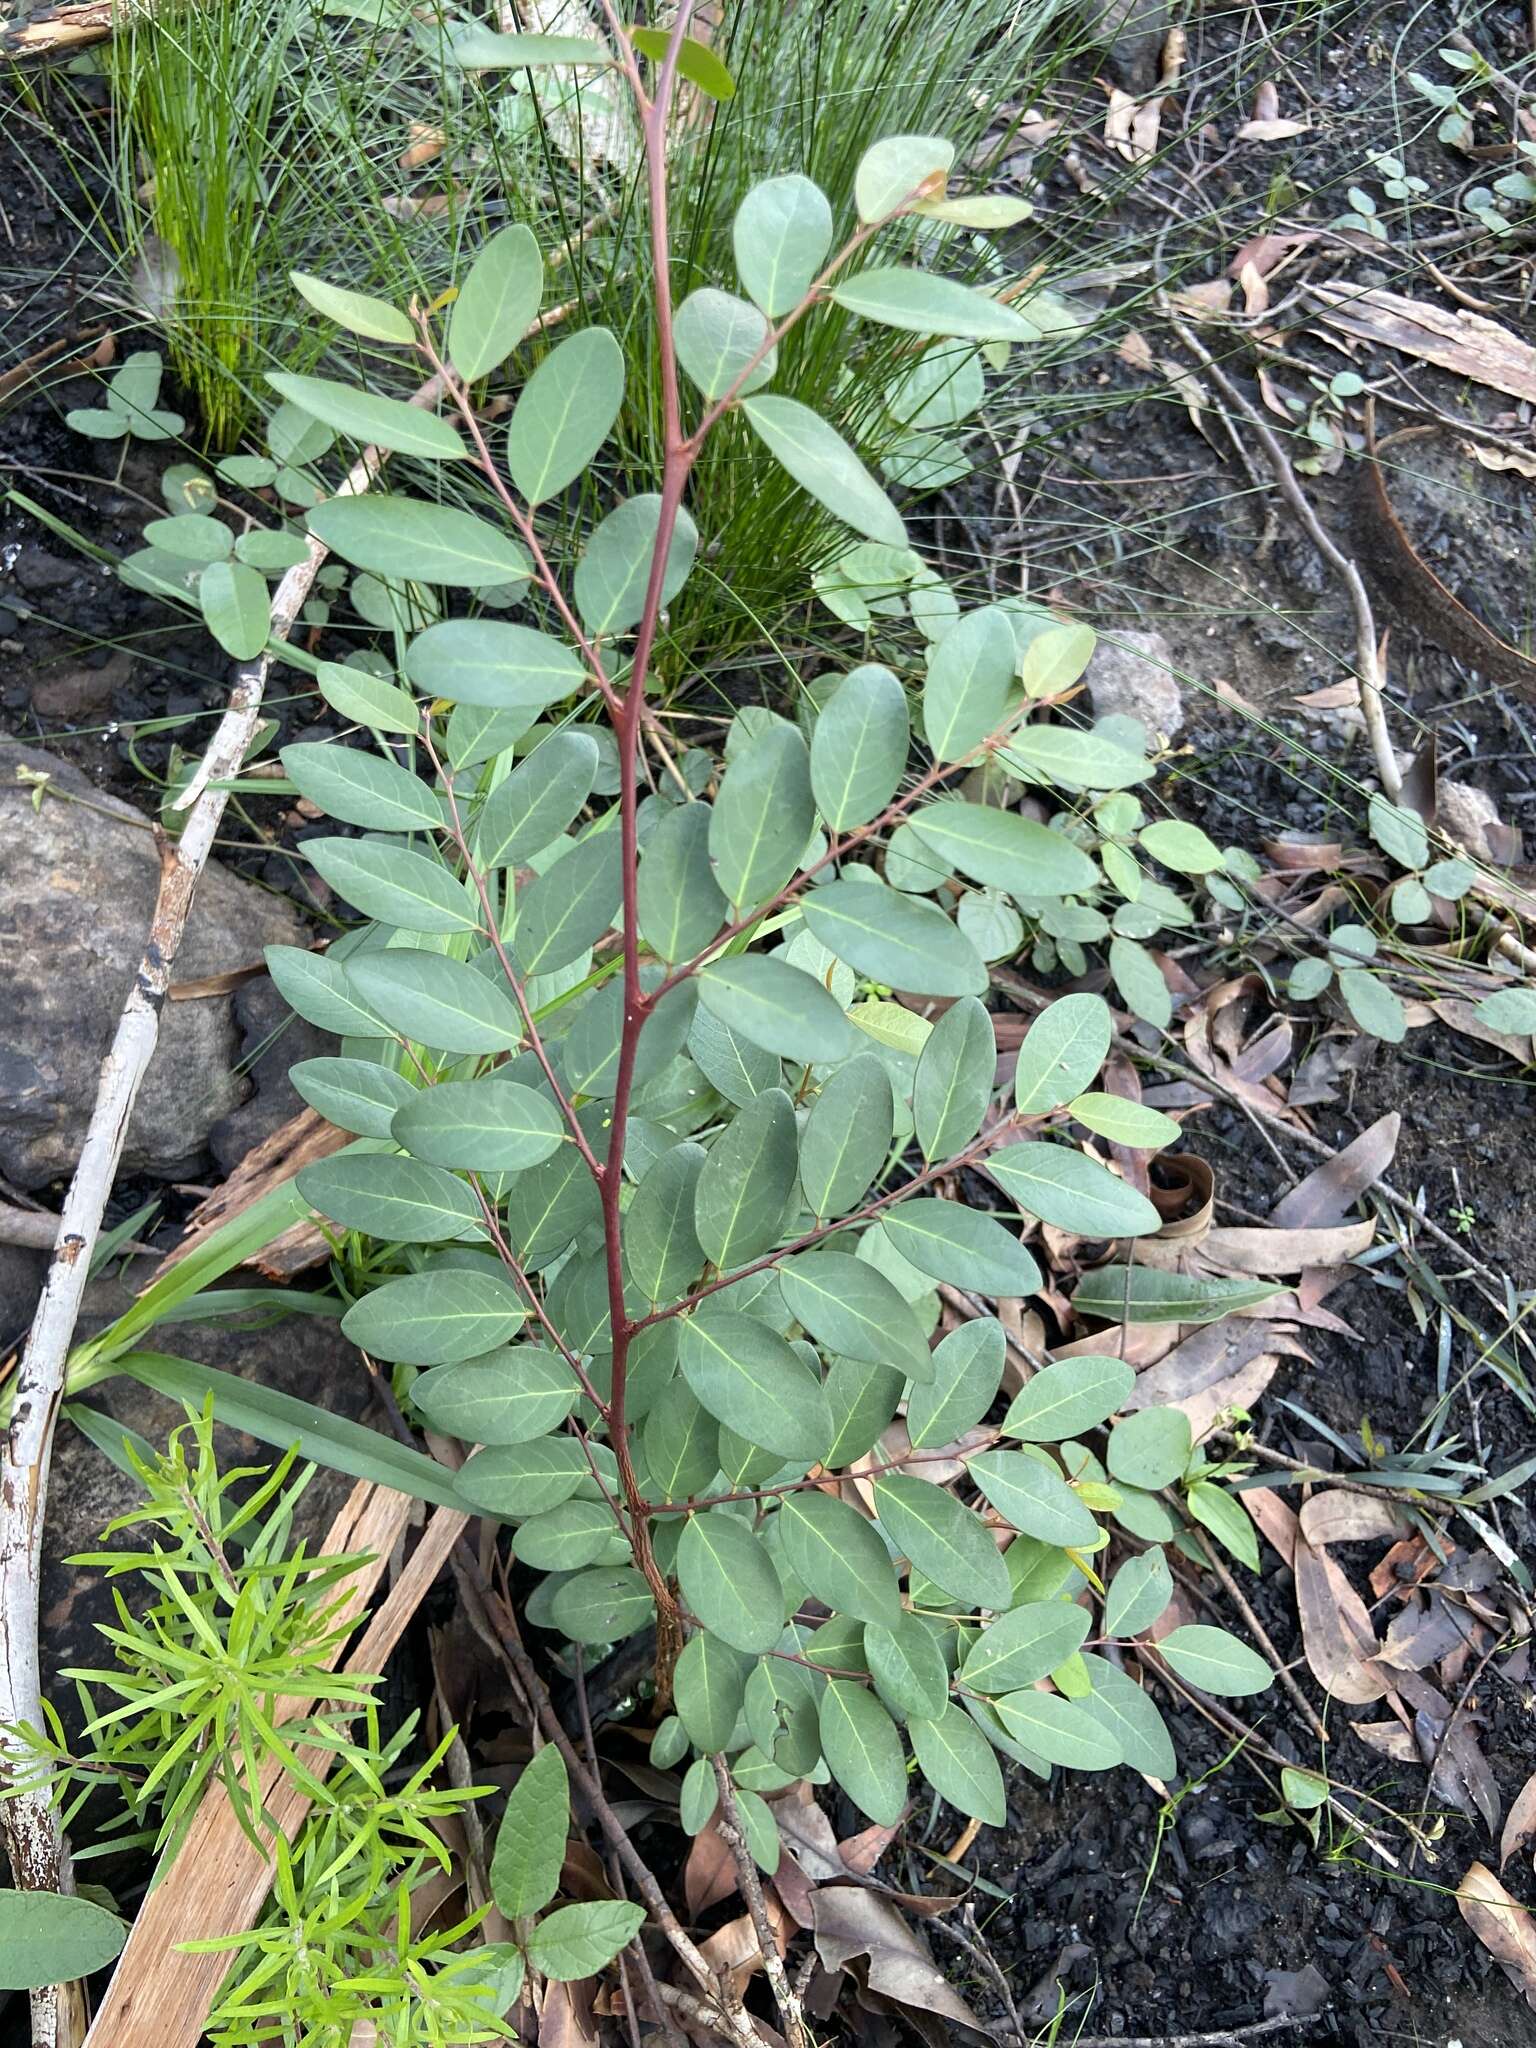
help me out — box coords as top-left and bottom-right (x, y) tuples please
(0, 373), (443, 2048)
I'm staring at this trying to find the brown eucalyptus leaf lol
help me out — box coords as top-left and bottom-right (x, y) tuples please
(1501, 1772), (1536, 1872)
(686, 1820), (743, 1918)
(1241, 1486), (1299, 1567)
(1294, 1531), (1390, 1704)
(538, 1978), (599, 2048)
(839, 1823), (898, 1876)
(1457, 1862), (1536, 2009)
(1298, 1493), (1405, 1548)
(1350, 1718), (1419, 1763)
(1270, 1114), (1400, 1228)
(1200, 1219), (1376, 1275)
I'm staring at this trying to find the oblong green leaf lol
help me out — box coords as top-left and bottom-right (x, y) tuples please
(883, 1200), (1040, 1297)
(1071, 1267), (1282, 1325)
(799, 1055), (893, 1221)
(1002, 1354), (1132, 1442)
(490, 1743), (569, 1918)
(819, 1679), (907, 1825)
(574, 494), (697, 635)
(413, 1347), (579, 1445)
(1156, 1624), (1274, 1697)
(309, 496), (531, 589)
(291, 270), (414, 344)
(912, 995), (994, 1163)
(476, 731), (599, 867)
(457, 1438), (595, 1518)
(675, 1630), (753, 1751)
(734, 173), (833, 317)
(866, 1611), (949, 1720)
(811, 662), (909, 831)
(872, 1471), (1010, 1611)
(778, 1251), (930, 1377)
(405, 619), (587, 710)
(993, 1687), (1121, 1769)
(697, 956), (855, 1067)
(776, 1489), (902, 1627)
(506, 327), (624, 505)
(987, 1143), (1160, 1237)
(1003, 723), (1152, 791)
(1105, 1407), (1191, 1490)
(266, 944), (389, 1038)
(693, 1086), (797, 1269)
(677, 1310), (831, 1461)
(1075, 1655), (1176, 1776)
(298, 1151), (481, 1243)
(341, 1266), (526, 1363)
(909, 1705), (1007, 1824)
(675, 287), (775, 399)
(906, 1318), (1004, 1450)
(528, 1899), (646, 1983)
(708, 722), (813, 914)
(677, 1512), (784, 1653)
(199, 560), (270, 658)
(1012, 994), (1113, 1116)
(802, 879), (987, 997)
(966, 1449), (1099, 1547)
(290, 1055), (416, 1138)
(306, 836), (482, 935)
(450, 223), (543, 382)
(909, 799), (1099, 899)
(960, 1598), (1090, 1694)
(1103, 1550), (1173, 1639)
(268, 372), (466, 459)
(625, 1141), (706, 1306)
(0, 1889), (127, 1989)
(831, 266), (1038, 343)
(512, 829), (622, 976)
(346, 947), (524, 1053)
(921, 605), (1015, 762)
(282, 742), (441, 833)
(638, 801), (728, 962)
(392, 1075), (565, 1171)
(741, 394), (905, 547)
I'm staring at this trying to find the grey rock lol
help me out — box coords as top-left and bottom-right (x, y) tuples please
(1078, 0), (1171, 90)
(0, 1242), (49, 1348)
(41, 1256), (379, 1720)
(209, 972), (335, 1174)
(1437, 779), (1520, 866)
(10, 547), (80, 596)
(1084, 629), (1184, 740)
(0, 744), (310, 1189)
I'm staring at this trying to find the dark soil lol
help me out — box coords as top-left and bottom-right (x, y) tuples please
(4, 11), (1536, 2048)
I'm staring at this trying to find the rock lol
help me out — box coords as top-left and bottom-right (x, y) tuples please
(0, 1243), (49, 1350)
(40, 1256), (380, 1724)
(208, 972), (334, 1175)
(1437, 780), (1521, 866)
(0, 744), (311, 1189)
(1078, 0), (1171, 89)
(31, 649), (135, 722)
(9, 546), (80, 597)
(1084, 629), (1184, 740)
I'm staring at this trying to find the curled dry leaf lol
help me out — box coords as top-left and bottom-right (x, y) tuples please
(1457, 1862), (1536, 2009)
(810, 1886), (989, 2035)
(1298, 1492), (1404, 1549)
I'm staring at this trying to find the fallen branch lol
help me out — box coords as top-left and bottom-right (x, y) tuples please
(3, 0), (137, 56)
(0, 369), (444, 2048)
(1162, 311), (1403, 804)
(710, 1754), (806, 2048)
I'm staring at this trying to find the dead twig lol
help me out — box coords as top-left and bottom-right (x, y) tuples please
(1160, 311), (1403, 803)
(710, 1754), (807, 2048)
(1060, 2014), (1312, 2048)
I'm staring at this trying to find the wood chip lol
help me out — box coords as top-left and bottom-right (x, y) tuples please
(1312, 283), (1536, 404)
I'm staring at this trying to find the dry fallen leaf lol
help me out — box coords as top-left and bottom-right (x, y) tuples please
(1469, 440), (1536, 480)
(811, 1886), (989, 2035)
(1458, 1862), (1536, 2008)
(1501, 1772), (1536, 1873)
(1294, 1530), (1391, 1704)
